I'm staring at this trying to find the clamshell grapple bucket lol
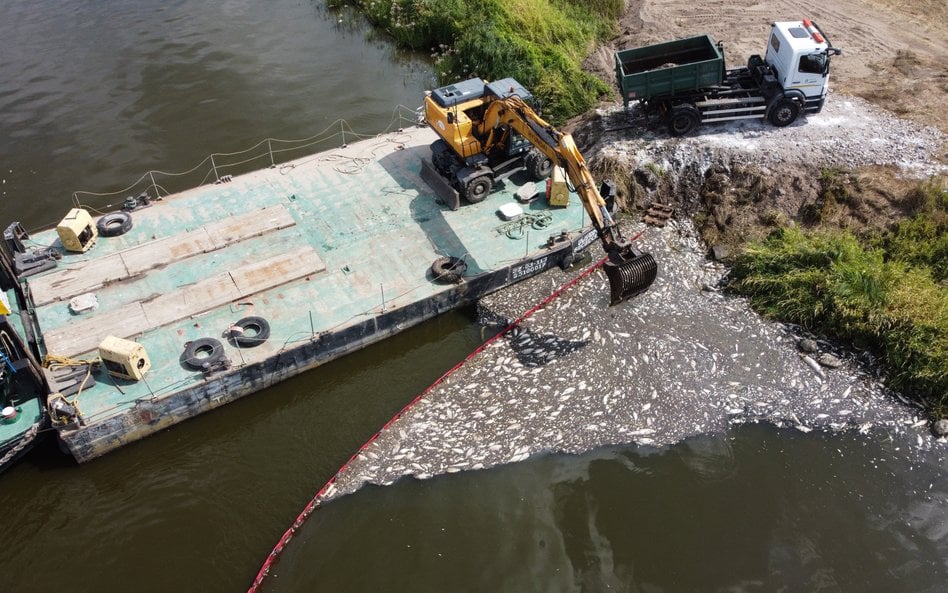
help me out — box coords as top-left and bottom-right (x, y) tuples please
(604, 247), (657, 305)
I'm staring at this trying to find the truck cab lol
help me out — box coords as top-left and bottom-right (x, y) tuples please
(764, 20), (840, 102)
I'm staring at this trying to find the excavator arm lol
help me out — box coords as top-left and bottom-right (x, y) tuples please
(479, 95), (657, 304)
(481, 97), (614, 243)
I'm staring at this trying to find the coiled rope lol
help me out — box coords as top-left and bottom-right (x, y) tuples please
(60, 106), (422, 231)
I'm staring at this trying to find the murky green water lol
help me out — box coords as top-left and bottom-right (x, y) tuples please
(0, 2), (945, 593)
(265, 425), (947, 593)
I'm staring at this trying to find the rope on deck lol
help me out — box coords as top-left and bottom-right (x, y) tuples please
(0, 421), (42, 468)
(245, 251), (615, 593)
(58, 106), (423, 234)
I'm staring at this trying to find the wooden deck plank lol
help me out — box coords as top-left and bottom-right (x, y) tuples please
(42, 246), (325, 356)
(28, 205), (297, 307)
(122, 205), (295, 274)
(143, 275), (242, 328)
(120, 229), (216, 275)
(28, 255), (130, 306)
(42, 303), (150, 357)
(230, 247), (327, 297)
(204, 205), (296, 248)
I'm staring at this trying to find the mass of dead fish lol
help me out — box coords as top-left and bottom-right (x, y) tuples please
(321, 220), (944, 503)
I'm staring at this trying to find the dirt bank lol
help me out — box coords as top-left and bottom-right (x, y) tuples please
(574, 0), (947, 253)
(586, 0), (948, 133)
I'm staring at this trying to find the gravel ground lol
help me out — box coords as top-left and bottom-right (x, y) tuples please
(591, 92), (946, 177)
(321, 218), (945, 503)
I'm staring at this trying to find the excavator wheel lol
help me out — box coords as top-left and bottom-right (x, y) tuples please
(465, 175), (493, 204)
(525, 149), (553, 180)
(603, 248), (657, 306)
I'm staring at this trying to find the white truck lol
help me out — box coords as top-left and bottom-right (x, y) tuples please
(615, 20), (842, 135)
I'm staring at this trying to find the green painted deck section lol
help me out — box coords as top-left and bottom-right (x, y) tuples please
(20, 126), (591, 431)
(0, 379), (42, 450)
(0, 397), (41, 448)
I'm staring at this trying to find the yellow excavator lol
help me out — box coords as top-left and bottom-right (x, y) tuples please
(420, 77), (657, 305)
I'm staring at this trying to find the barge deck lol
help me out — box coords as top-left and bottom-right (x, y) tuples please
(2, 125), (596, 463)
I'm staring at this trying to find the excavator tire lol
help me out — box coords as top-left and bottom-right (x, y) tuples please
(464, 175), (493, 204)
(604, 249), (657, 305)
(525, 149), (553, 180)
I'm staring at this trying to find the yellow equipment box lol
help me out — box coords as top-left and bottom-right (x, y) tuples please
(98, 335), (151, 381)
(56, 208), (97, 253)
(546, 165), (569, 207)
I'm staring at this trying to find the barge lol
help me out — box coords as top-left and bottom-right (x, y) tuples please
(0, 124), (599, 464)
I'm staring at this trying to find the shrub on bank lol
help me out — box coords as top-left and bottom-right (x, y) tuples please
(327, 0), (622, 122)
(728, 180), (948, 417)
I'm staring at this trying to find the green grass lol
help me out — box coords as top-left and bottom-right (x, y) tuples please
(327, 0), (623, 122)
(729, 178), (948, 417)
(874, 176), (948, 282)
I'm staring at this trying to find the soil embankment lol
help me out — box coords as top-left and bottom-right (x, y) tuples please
(576, 0), (947, 251)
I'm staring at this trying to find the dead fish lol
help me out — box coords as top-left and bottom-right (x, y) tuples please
(627, 428), (655, 436)
(801, 354), (826, 378)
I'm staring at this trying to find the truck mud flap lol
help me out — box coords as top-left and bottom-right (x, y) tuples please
(420, 158), (460, 211)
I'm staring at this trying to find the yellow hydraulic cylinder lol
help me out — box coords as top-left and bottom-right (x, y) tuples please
(546, 165), (569, 207)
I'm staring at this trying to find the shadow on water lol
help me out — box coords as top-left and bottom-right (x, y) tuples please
(263, 424), (948, 593)
(505, 324), (589, 367)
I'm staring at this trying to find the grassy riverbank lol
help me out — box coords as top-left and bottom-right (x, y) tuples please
(728, 177), (948, 417)
(327, 0), (622, 122)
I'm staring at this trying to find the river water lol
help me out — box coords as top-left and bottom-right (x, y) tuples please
(0, 2), (945, 592)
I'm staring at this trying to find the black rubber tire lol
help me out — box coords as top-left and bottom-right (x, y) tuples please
(668, 105), (700, 136)
(430, 256), (467, 283)
(768, 97), (800, 127)
(464, 175), (493, 204)
(231, 316), (270, 347)
(559, 252), (575, 271)
(182, 337), (225, 370)
(525, 149), (554, 180)
(97, 212), (133, 237)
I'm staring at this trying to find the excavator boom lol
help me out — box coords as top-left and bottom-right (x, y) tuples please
(423, 78), (657, 304)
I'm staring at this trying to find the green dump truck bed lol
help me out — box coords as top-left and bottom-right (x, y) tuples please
(615, 34), (724, 107)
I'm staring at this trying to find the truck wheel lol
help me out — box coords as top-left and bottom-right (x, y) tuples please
(768, 98), (800, 127)
(668, 105), (700, 136)
(464, 175), (493, 204)
(525, 149), (553, 180)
